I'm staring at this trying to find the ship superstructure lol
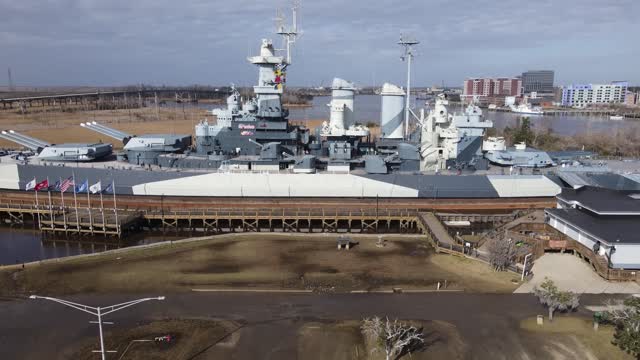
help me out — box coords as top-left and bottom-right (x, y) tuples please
(194, 4), (309, 166)
(483, 137), (554, 167)
(418, 95), (493, 171)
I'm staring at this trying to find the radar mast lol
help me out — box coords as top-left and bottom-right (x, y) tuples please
(398, 34), (419, 140)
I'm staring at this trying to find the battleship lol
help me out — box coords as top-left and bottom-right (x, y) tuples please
(0, 3), (563, 199)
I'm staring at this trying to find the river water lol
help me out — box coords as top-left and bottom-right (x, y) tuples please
(0, 226), (184, 266)
(287, 95), (639, 136)
(181, 95), (638, 136)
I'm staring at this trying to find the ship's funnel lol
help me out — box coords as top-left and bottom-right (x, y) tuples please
(330, 78), (356, 130)
(380, 83), (405, 139)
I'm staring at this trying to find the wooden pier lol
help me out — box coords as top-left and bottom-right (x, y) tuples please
(0, 203), (140, 238)
(144, 208), (419, 234)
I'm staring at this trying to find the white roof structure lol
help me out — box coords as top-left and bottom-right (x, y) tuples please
(487, 175), (562, 198)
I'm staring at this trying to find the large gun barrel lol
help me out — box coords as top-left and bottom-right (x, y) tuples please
(81, 121), (132, 144)
(0, 130), (49, 151)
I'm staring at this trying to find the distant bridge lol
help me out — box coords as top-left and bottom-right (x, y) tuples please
(0, 87), (231, 109)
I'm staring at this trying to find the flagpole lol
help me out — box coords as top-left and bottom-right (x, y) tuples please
(47, 187), (53, 230)
(60, 177), (67, 228)
(46, 177), (53, 229)
(34, 179), (41, 229)
(72, 172), (79, 231)
(112, 180), (119, 233)
(99, 185), (105, 234)
(86, 179), (93, 234)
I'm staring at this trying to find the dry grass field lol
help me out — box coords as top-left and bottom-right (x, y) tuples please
(0, 234), (519, 296)
(520, 316), (633, 360)
(298, 320), (467, 360)
(63, 315), (626, 360)
(69, 319), (236, 360)
(0, 106), (208, 149)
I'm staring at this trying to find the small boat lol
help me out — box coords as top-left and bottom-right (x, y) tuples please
(610, 115), (624, 121)
(509, 104), (544, 115)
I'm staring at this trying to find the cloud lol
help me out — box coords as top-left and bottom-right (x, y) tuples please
(0, 0), (638, 86)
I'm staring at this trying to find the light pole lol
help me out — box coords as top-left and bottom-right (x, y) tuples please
(29, 295), (165, 360)
(521, 253), (533, 281)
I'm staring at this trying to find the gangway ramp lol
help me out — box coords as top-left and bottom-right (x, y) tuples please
(417, 212), (455, 246)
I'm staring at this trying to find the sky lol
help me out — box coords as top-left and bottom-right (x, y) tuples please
(1, 0), (639, 87)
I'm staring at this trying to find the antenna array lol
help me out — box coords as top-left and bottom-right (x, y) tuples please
(275, 0), (301, 65)
(398, 34), (420, 139)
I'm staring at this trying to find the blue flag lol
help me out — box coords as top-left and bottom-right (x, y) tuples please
(53, 180), (61, 191)
(103, 183), (113, 194)
(76, 179), (89, 193)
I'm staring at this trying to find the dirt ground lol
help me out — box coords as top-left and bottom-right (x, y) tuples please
(68, 319), (236, 360)
(65, 318), (467, 360)
(520, 316), (633, 360)
(300, 319), (467, 360)
(63, 315), (628, 360)
(0, 234), (519, 296)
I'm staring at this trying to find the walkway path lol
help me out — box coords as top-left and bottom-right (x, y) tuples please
(515, 253), (640, 294)
(418, 212), (454, 245)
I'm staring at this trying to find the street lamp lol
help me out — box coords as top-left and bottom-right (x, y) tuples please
(29, 295), (165, 360)
(521, 253), (533, 281)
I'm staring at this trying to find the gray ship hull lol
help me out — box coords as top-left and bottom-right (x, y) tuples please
(0, 163), (561, 199)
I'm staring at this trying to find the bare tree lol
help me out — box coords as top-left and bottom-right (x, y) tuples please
(603, 297), (640, 357)
(361, 317), (424, 360)
(487, 235), (528, 271)
(534, 278), (580, 321)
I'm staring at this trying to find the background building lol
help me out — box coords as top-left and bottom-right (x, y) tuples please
(625, 91), (639, 106)
(521, 70), (554, 95)
(463, 77), (522, 104)
(561, 81), (628, 107)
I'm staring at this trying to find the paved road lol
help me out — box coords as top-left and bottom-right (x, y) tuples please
(0, 292), (622, 359)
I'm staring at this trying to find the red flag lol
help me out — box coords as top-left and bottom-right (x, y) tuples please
(34, 179), (49, 191)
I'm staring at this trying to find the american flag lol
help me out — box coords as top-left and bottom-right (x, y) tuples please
(60, 177), (74, 192)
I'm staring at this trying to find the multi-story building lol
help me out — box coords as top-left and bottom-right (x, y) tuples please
(463, 77), (522, 103)
(521, 70), (554, 94)
(561, 81), (628, 107)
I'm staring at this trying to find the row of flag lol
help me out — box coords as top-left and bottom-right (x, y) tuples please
(25, 177), (113, 194)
